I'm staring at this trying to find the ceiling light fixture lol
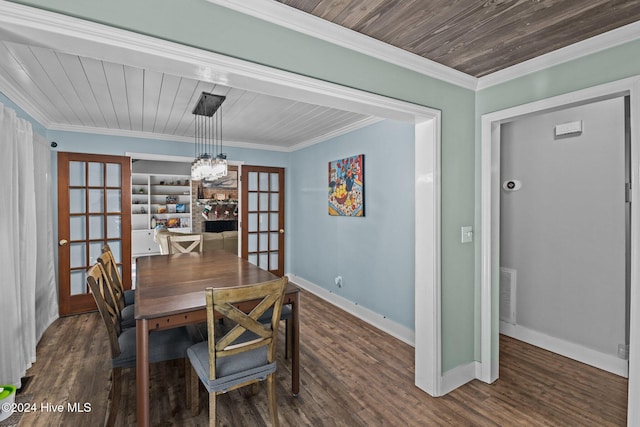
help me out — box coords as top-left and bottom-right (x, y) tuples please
(191, 92), (227, 181)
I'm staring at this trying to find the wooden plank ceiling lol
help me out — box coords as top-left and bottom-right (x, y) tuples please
(2, 1), (640, 148)
(277, 0), (640, 77)
(0, 40), (370, 149)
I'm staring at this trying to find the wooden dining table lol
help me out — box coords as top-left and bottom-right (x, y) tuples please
(135, 250), (300, 427)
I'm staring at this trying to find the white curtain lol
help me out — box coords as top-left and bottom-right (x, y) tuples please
(0, 102), (58, 386)
(33, 133), (58, 341)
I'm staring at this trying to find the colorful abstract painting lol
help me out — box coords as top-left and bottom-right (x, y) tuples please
(328, 154), (364, 217)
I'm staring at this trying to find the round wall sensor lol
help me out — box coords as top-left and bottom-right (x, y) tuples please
(502, 179), (522, 191)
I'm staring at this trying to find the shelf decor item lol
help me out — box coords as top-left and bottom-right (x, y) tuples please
(191, 92), (228, 181)
(328, 154), (365, 217)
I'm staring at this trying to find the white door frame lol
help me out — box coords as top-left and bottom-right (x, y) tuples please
(0, 2), (444, 397)
(480, 76), (640, 426)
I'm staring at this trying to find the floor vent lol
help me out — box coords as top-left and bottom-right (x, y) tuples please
(500, 267), (517, 325)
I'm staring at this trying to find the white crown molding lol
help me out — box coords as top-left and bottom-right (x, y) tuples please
(47, 122), (293, 152)
(48, 113), (382, 153)
(0, 71), (52, 128)
(206, 0), (478, 91)
(288, 116), (383, 152)
(477, 20), (640, 90)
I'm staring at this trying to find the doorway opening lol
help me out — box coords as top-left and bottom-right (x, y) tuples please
(498, 96), (630, 378)
(480, 77), (640, 426)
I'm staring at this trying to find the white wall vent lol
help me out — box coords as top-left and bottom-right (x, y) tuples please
(500, 267), (517, 325)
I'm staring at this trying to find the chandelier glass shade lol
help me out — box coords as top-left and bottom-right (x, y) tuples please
(191, 92), (227, 181)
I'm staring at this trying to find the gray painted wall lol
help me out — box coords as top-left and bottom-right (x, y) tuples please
(500, 97), (626, 357)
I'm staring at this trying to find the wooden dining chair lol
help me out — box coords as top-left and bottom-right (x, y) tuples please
(97, 248), (135, 329)
(86, 262), (194, 427)
(258, 303), (293, 359)
(100, 244), (135, 306)
(186, 276), (288, 426)
(168, 234), (203, 254)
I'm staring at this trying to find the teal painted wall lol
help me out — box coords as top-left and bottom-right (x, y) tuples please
(10, 0), (477, 372)
(290, 120), (415, 328)
(475, 39), (640, 361)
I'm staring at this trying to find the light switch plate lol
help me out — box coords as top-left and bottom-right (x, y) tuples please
(461, 226), (473, 243)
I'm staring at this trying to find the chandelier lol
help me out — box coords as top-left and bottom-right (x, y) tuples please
(191, 92), (227, 181)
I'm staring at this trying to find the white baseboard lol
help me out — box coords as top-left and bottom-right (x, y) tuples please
(286, 273), (415, 346)
(500, 321), (629, 378)
(440, 361), (479, 395)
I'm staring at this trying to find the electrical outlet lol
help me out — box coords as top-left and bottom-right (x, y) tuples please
(334, 276), (343, 288)
(618, 344), (629, 360)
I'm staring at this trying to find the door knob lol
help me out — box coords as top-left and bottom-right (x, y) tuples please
(59, 239), (69, 246)
(279, 229), (284, 234)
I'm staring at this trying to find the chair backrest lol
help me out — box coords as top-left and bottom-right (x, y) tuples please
(206, 276), (288, 381)
(86, 263), (122, 359)
(98, 245), (125, 312)
(168, 234), (203, 254)
(220, 231), (238, 254)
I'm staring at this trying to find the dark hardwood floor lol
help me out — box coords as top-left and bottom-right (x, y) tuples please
(19, 288), (628, 426)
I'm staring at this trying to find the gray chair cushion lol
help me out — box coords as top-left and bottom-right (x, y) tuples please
(124, 289), (135, 306)
(187, 341), (276, 393)
(112, 326), (193, 369)
(120, 304), (136, 329)
(258, 303), (292, 323)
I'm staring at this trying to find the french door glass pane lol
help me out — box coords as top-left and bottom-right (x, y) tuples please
(107, 215), (122, 238)
(269, 252), (278, 270)
(70, 216), (86, 240)
(89, 215), (104, 239)
(106, 163), (121, 187)
(89, 242), (103, 265)
(248, 234), (258, 252)
(109, 240), (122, 263)
(70, 270), (87, 296)
(248, 213), (258, 232)
(248, 172), (258, 191)
(106, 189), (121, 212)
(259, 233), (268, 252)
(248, 254), (258, 266)
(259, 172), (269, 191)
(259, 213), (268, 231)
(270, 232), (279, 250)
(70, 242), (86, 268)
(270, 193), (279, 210)
(248, 193), (258, 211)
(69, 189), (86, 214)
(259, 253), (268, 270)
(88, 162), (104, 186)
(270, 213), (279, 231)
(259, 193), (269, 210)
(89, 189), (104, 212)
(69, 161), (85, 186)
(270, 173), (279, 191)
